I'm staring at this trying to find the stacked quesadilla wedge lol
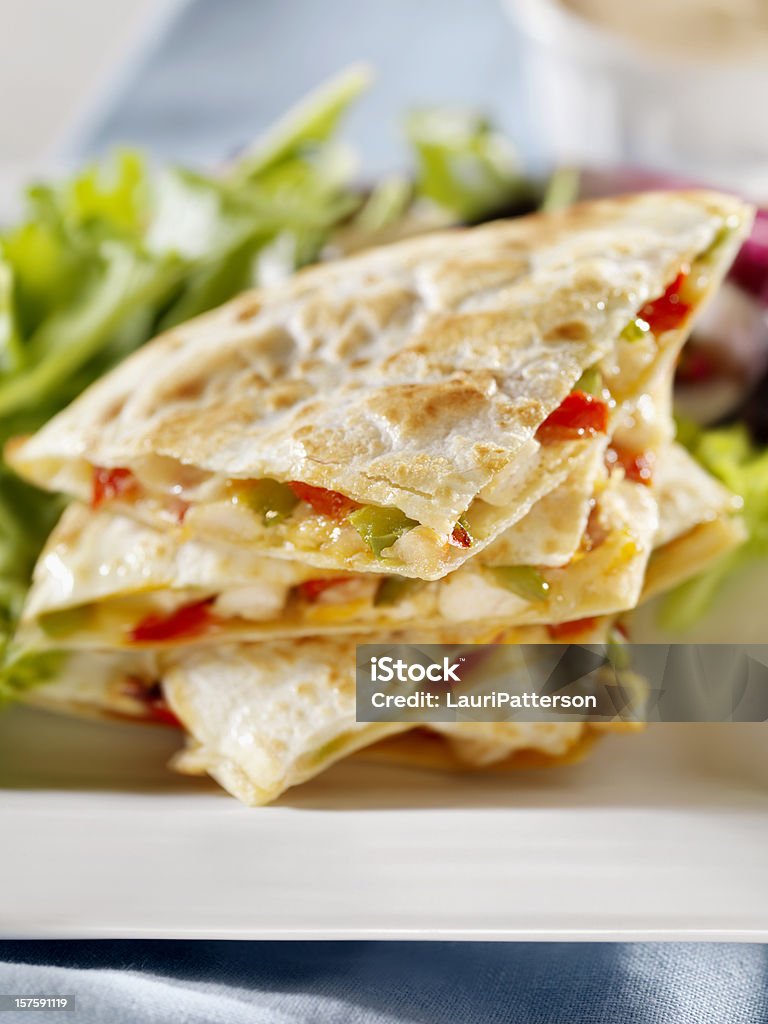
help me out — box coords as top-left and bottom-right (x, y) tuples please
(6, 191), (753, 804)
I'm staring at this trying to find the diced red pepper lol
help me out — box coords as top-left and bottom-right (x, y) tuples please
(548, 616), (599, 641)
(288, 481), (361, 519)
(130, 598), (216, 644)
(296, 577), (352, 602)
(120, 678), (182, 728)
(606, 445), (655, 486)
(91, 466), (139, 508)
(536, 391), (609, 444)
(449, 522), (472, 548)
(144, 702), (183, 728)
(637, 272), (692, 335)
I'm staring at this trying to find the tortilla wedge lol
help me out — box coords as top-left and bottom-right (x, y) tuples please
(18, 441), (743, 649)
(6, 192), (752, 581)
(21, 450), (743, 807)
(19, 440), (630, 646)
(640, 443), (745, 600)
(161, 617), (615, 806)
(21, 620), (613, 805)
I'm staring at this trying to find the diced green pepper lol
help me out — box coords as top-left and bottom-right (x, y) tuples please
(701, 225), (732, 265)
(620, 318), (650, 343)
(347, 505), (418, 558)
(38, 605), (92, 638)
(236, 478), (298, 526)
(487, 565), (550, 602)
(574, 365), (603, 396)
(374, 577), (424, 607)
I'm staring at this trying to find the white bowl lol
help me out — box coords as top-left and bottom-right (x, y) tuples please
(503, 0), (768, 196)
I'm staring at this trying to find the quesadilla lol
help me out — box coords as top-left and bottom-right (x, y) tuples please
(17, 440), (744, 649)
(23, 618), (614, 805)
(18, 441), (742, 807)
(6, 192), (751, 582)
(17, 442), (744, 806)
(160, 617), (616, 806)
(17, 439), (638, 646)
(7, 189), (754, 807)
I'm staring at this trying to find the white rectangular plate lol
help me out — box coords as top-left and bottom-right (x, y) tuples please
(1, 704), (766, 940)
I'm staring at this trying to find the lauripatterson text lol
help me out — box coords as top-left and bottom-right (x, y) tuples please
(369, 691), (598, 710)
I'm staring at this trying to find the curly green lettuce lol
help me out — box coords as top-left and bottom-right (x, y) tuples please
(405, 107), (534, 221)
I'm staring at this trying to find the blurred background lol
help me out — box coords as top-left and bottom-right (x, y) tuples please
(0, 0), (159, 159)
(4, 0), (768, 194)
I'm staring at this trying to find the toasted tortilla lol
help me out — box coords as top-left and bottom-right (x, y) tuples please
(652, 443), (743, 548)
(23, 440), (744, 649)
(22, 439), (605, 617)
(361, 724), (597, 771)
(161, 618), (613, 805)
(20, 447), (660, 647)
(643, 515), (747, 600)
(639, 444), (745, 600)
(22, 620), (612, 804)
(162, 639), (408, 805)
(7, 192), (751, 580)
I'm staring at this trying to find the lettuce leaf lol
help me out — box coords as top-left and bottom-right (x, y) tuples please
(540, 166), (581, 212)
(405, 108), (532, 221)
(0, 645), (63, 707)
(229, 64), (372, 183)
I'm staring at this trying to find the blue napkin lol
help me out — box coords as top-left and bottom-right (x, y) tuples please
(1, 941), (767, 1023)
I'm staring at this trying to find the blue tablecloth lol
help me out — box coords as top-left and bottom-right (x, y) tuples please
(2, 2), (766, 1021)
(1, 942), (767, 1023)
